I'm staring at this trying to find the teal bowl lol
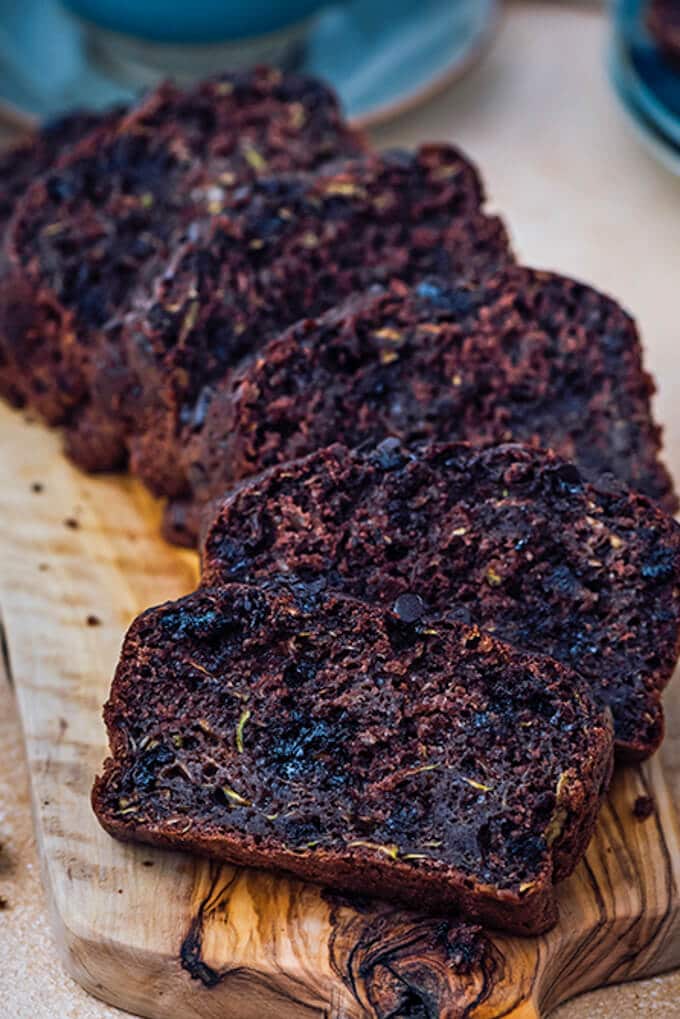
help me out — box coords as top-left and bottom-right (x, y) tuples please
(61, 0), (329, 44)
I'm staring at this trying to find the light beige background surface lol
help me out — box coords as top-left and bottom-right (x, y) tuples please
(1, 2), (679, 1016)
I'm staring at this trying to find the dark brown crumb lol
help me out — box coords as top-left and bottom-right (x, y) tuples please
(0, 896), (9, 910)
(142, 860), (154, 867)
(63, 517), (79, 529)
(30, 481), (44, 493)
(38, 563), (49, 571)
(86, 614), (101, 627)
(633, 795), (655, 821)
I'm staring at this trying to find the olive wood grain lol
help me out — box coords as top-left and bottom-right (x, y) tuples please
(0, 402), (678, 1019)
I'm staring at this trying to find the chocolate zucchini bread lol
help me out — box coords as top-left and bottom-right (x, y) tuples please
(104, 146), (513, 499)
(0, 107), (124, 406)
(647, 0), (680, 69)
(0, 69), (364, 449)
(0, 108), (123, 241)
(92, 583), (613, 934)
(201, 442), (680, 760)
(171, 268), (675, 540)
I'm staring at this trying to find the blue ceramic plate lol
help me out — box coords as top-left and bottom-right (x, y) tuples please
(0, 0), (499, 128)
(613, 0), (680, 148)
(608, 35), (680, 177)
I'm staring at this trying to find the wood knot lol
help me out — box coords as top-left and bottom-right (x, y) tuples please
(327, 894), (500, 1018)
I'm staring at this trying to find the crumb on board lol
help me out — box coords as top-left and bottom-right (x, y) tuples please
(38, 563), (49, 571)
(30, 482), (44, 493)
(86, 614), (101, 627)
(0, 896), (9, 910)
(63, 517), (79, 529)
(633, 795), (655, 821)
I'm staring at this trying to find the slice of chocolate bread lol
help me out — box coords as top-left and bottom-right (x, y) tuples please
(106, 146), (512, 499)
(0, 108), (123, 241)
(0, 106), (125, 407)
(0, 69), (364, 441)
(201, 442), (680, 760)
(92, 584), (613, 934)
(174, 268), (675, 532)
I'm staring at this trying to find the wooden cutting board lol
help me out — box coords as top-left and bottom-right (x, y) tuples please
(1, 400), (679, 1019)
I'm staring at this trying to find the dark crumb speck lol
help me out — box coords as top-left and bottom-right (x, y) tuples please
(86, 614), (101, 627)
(392, 592), (425, 623)
(633, 795), (655, 821)
(64, 517), (79, 529)
(142, 860), (154, 867)
(0, 896), (9, 910)
(38, 563), (49, 571)
(30, 482), (44, 493)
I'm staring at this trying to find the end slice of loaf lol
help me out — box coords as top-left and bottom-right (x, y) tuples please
(0, 106), (124, 407)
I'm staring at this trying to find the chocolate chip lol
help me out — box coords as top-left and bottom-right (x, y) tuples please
(374, 437), (404, 471)
(549, 462), (582, 493)
(392, 593), (425, 623)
